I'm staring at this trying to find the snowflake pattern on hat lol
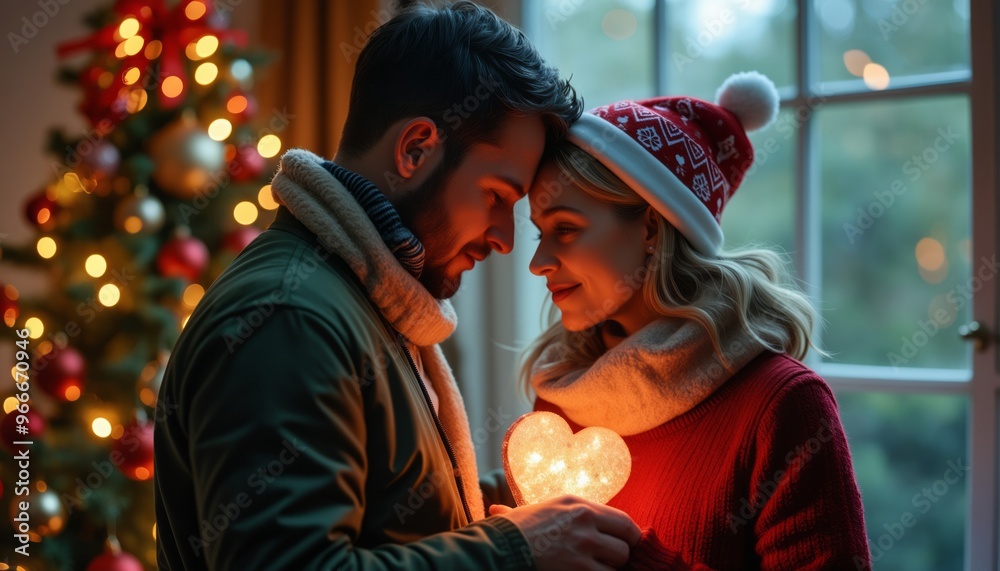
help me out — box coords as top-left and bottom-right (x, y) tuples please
(637, 127), (663, 151)
(593, 98), (749, 220)
(692, 174), (710, 201)
(567, 71), (780, 254)
(590, 96), (747, 221)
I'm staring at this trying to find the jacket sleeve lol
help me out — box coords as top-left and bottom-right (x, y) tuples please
(187, 306), (534, 571)
(749, 376), (872, 570)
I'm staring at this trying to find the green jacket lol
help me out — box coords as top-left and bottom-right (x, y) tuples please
(154, 206), (532, 570)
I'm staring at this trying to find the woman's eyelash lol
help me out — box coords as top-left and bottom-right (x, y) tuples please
(534, 227), (577, 240)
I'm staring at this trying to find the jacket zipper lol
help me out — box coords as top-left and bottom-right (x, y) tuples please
(396, 333), (475, 524)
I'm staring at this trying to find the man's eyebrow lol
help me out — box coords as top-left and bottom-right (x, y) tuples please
(490, 175), (528, 198)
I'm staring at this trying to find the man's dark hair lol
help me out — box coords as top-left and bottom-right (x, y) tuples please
(338, 1), (582, 169)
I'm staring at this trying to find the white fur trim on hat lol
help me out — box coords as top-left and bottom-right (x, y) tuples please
(566, 113), (724, 255)
(715, 71), (779, 133)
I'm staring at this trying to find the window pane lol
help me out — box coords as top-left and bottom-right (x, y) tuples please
(540, 0), (656, 107)
(816, 0), (970, 85)
(666, 0), (796, 96)
(722, 109), (797, 255)
(818, 96), (972, 369)
(836, 391), (967, 570)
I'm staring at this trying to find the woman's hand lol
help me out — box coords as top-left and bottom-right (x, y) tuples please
(622, 528), (717, 571)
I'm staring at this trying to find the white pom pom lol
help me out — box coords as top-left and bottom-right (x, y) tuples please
(715, 71), (779, 132)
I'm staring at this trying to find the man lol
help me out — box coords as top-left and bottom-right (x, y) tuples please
(154, 3), (640, 570)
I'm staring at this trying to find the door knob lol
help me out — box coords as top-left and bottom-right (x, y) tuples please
(958, 321), (992, 351)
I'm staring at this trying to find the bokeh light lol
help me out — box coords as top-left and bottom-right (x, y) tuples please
(257, 135), (281, 158)
(234, 201), (259, 225)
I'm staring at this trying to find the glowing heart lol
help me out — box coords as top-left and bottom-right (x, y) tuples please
(502, 411), (631, 506)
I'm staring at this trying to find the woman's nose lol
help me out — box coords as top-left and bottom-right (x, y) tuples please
(529, 243), (557, 276)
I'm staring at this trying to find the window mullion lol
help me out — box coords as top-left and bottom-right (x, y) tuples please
(654, 0), (668, 94)
(796, 0), (823, 366)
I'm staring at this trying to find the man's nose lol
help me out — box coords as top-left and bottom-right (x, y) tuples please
(486, 210), (516, 255)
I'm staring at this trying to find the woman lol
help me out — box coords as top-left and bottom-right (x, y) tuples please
(505, 72), (871, 569)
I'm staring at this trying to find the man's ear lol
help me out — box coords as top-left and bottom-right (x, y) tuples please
(393, 117), (443, 180)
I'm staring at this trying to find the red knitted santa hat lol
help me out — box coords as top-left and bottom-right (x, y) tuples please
(566, 71), (779, 255)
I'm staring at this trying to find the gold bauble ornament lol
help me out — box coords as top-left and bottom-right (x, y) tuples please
(10, 487), (67, 539)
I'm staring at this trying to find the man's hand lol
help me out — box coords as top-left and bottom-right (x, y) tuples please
(489, 495), (641, 571)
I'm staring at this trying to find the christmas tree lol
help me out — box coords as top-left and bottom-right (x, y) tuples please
(1, 1), (280, 568)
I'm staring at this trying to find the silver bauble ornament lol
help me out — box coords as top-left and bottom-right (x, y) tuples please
(148, 114), (225, 198)
(114, 186), (165, 235)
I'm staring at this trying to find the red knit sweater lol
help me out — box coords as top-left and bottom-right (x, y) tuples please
(534, 352), (872, 570)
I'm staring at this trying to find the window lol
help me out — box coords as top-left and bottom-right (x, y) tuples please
(520, 0), (998, 568)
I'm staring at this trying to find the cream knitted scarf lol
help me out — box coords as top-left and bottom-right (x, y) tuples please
(532, 316), (765, 436)
(269, 148), (486, 521)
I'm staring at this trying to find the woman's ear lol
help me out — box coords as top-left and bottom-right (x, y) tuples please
(643, 207), (659, 248)
(393, 117), (443, 180)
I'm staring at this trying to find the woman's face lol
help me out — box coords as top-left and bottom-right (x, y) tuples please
(528, 162), (655, 333)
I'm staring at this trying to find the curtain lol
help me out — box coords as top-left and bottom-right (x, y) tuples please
(256, 0), (386, 158)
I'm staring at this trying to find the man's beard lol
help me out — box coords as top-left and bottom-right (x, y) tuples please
(393, 160), (464, 299)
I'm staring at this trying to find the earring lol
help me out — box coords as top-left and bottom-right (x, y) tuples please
(646, 245), (654, 253)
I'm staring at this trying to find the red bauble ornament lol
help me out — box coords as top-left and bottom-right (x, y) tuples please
(24, 190), (59, 230)
(85, 546), (145, 571)
(1, 408), (45, 453)
(229, 144), (266, 183)
(113, 419), (154, 481)
(156, 233), (209, 282)
(221, 226), (262, 254)
(36, 346), (86, 401)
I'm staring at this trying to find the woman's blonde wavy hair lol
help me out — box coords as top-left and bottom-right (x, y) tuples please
(519, 142), (823, 398)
